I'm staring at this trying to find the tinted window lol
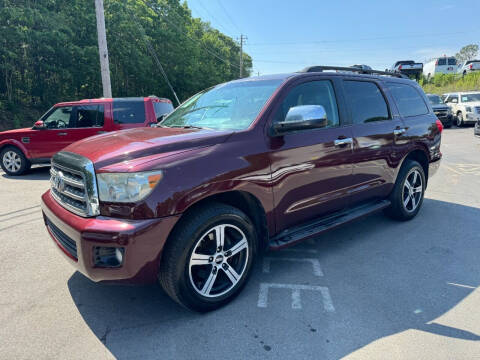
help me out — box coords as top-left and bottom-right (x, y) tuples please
(153, 101), (174, 120)
(388, 83), (428, 117)
(343, 81), (389, 124)
(273, 80), (339, 127)
(437, 58), (446, 66)
(448, 58), (457, 65)
(43, 107), (73, 129)
(113, 101), (146, 124)
(75, 105), (104, 128)
(427, 95), (443, 105)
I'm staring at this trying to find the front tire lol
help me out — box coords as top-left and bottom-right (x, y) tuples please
(385, 160), (426, 221)
(1, 147), (30, 176)
(159, 203), (257, 312)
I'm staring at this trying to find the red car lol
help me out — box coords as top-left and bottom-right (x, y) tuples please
(0, 96), (173, 175)
(41, 67), (442, 312)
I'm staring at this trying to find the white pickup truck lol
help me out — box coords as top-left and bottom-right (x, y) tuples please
(391, 60), (423, 78)
(457, 60), (480, 76)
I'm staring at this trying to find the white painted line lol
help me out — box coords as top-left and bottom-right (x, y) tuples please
(257, 282), (335, 312)
(263, 257), (324, 276)
(447, 282), (476, 289)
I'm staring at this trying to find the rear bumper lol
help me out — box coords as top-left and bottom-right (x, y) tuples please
(465, 113), (480, 124)
(41, 190), (180, 284)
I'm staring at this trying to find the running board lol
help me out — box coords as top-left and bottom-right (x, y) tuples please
(269, 200), (391, 250)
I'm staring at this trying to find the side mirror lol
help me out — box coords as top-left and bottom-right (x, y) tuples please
(33, 120), (46, 130)
(272, 105), (328, 135)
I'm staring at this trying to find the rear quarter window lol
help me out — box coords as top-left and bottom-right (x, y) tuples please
(113, 101), (146, 124)
(153, 101), (174, 120)
(387, 83), (429, 117)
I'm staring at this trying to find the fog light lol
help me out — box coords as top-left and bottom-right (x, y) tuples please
(94, 246), (125, 268)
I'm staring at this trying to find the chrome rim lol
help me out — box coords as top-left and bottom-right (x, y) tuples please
(2, 151), (22, 173)
(189, 224), (249, 298)
(402, 169), (423, 213)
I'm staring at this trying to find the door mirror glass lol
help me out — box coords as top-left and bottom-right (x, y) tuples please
(33, 120), (46, 130)
(273, 105), (328, 134)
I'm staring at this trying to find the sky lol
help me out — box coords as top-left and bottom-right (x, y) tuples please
(185, 0), (480, 76)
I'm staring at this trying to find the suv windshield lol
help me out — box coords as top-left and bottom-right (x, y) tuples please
(427, 95), (443, 105)
(161, 79), (283, 131)
(461, 93), (480, 102)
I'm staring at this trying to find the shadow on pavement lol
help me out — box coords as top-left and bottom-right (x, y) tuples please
(1, 165), (50, 180)
(68, 198), (480, 359)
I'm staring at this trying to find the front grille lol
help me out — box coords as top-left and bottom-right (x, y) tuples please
(46, 218), (78, 260)
(50, 152), (100, 217)
(434, 110), (448, 118)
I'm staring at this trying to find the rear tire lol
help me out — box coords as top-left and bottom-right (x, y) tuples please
(159, 203), (257, 312)
(384, 160), (426, 221)
(1, 147), (30, 176)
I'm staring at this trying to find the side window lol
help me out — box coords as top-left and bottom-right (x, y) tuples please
(153, 101), (174, 121)
(75, 105), (105, 128)
(387, 83), (428, 117)
(43, 107), (73, 129)
(273, 80), (339, 128)
(113, 101), (146, 124)
(451, 95), (459, 103)
(343, 81), (389, 124)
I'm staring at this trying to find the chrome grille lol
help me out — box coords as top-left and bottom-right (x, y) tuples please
(50, 152), (100, 217)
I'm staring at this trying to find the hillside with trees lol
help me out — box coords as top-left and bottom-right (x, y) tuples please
(0, 0), (252, 131)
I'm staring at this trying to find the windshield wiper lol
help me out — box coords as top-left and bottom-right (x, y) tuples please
(169, 125), (213, 130)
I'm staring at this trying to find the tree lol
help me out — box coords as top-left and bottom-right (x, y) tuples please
(455, 44), (479, 62)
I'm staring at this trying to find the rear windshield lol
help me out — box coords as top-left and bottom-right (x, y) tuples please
(448, 58), (457, 65)
(437, 58), (446, 66)
(113, 101), (146, 124)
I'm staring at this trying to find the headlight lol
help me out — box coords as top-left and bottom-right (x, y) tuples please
(97, 171), (163, 203)
(466, 106), (472, 113)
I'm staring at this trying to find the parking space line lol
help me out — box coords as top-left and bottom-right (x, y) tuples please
(257, 282), (335, 311)
(447, 282), (476, 289)
(263, 257), (324, 276)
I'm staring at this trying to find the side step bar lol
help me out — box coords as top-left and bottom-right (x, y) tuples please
(269, 200), (391, 250)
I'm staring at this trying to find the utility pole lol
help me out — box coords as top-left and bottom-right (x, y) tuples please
(95, 0), (112, 98)
(238, 34), (247, 78)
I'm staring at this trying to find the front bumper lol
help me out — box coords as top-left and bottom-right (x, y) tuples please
(41, 190), (180, 283)
(436, 114), (453, 126)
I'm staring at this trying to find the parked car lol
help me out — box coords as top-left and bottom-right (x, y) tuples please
(391, 60), (423, 78)
(41, 67), (442, 312)
(0, 96), (173, 175)
(350, 64), (372, 71)
(457, 60), (480, 76)
(423, 56), (457, 78)
(426, 94), (453, 128)
(442, 92), (480, 127)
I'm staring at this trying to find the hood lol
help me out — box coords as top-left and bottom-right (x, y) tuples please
(63, 127), (234, 169)
(0, 127), (34, 138)
(431, 104), (450, 111)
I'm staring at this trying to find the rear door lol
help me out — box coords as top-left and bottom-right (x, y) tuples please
(342, 79), (407, 206)
(267, 77), (355, 232)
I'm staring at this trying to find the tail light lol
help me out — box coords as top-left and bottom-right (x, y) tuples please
(436, 119), (443, 133)
(398, 65), (403, 70)
(470, 64), (473, 69)
(435, 59), (439, 65)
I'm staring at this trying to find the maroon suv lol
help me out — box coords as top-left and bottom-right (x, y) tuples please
(41, 66), (442, 311)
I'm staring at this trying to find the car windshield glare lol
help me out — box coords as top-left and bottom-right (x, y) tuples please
(461, 93), (480, 102)
(161, 79), (283, 131)
(427, 95), (443, 105)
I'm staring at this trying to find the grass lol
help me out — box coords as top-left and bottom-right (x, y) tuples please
(420, 72), (480, 95)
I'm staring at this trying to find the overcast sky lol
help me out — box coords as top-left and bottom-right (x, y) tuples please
(185, 0), (480, 75)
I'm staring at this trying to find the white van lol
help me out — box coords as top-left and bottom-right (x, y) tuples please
(423, 56), (457, 78)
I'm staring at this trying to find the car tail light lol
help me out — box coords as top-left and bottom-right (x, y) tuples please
(470, 64), (473, 69)
(435, 59), (439, 65)
(398, 65), (402, 70)
(436, 119), (443, 133)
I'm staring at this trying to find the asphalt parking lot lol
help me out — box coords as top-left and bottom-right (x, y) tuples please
(1, 128), (479, 360)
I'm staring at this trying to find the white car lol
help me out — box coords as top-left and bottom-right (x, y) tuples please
(457, 60), (480, 76)
(443, 92), (480, 127)
(423, 56), (457, 78)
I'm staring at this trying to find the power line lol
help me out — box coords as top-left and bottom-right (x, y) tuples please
(195, 0), (233, 35)
(215, 0), (241, 33)
(141, 0), (240, 70)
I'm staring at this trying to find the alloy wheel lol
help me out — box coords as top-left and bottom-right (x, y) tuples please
(402, 169), (423, 213)
(2, 151), (22, 173)
(189, 224), (249, 298)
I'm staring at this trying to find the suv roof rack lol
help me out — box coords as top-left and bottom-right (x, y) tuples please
(300, 65), (408, 79)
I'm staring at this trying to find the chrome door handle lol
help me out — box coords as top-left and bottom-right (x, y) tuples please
(393, 128), (406, 136)
(334, 138), (353, 147)
(58, 132), (68, 136)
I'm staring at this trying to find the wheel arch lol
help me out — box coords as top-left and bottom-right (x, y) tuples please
(0, 140), (31, 159)
(397, 148), (430, 187)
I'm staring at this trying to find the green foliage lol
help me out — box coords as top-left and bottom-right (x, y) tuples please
(0, 0), (252, 129)
(421, 72), (480, 95)
(455, 44), (479, 63)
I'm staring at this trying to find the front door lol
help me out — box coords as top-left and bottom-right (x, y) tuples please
(267, 78), (355, 233)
